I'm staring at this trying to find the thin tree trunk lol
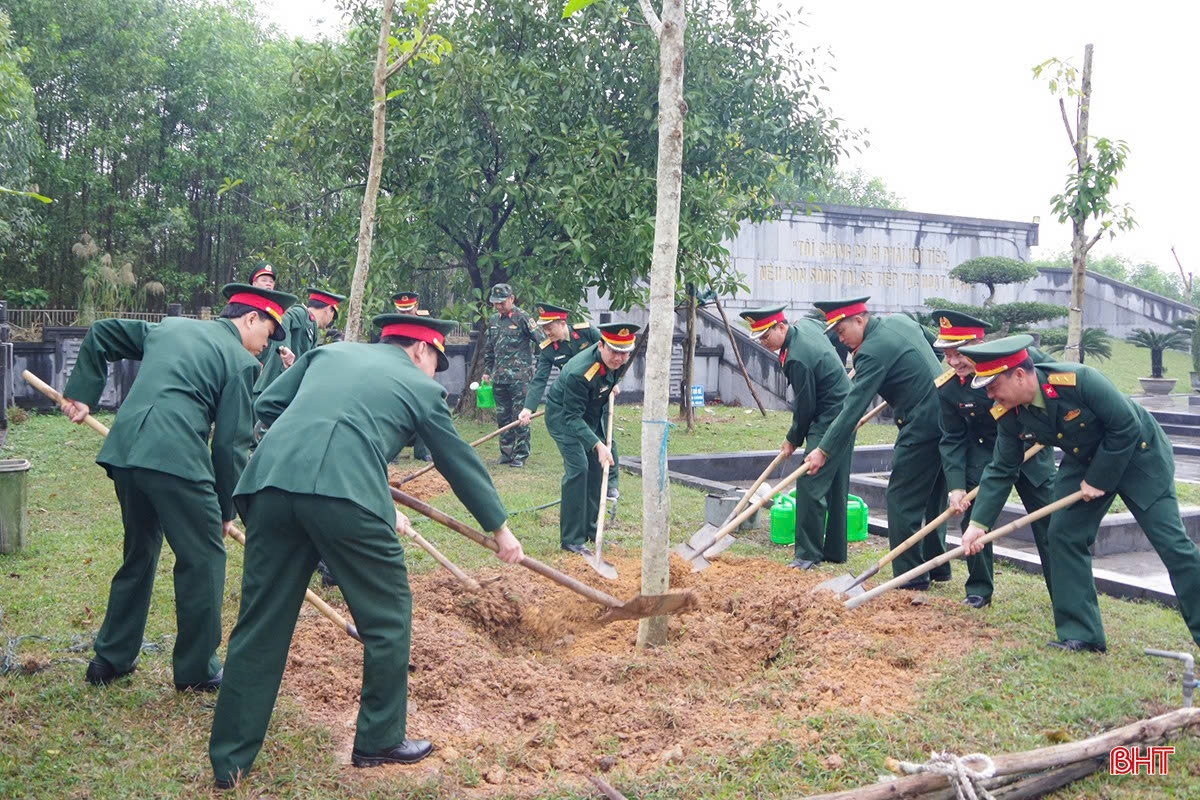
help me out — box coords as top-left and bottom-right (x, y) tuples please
(637, 0), (685, 650)
(343, 0), (397, 342)
(680, 289), (696, 431)
(713, 295), (768, 416)
(1065, 43), (1093, 363)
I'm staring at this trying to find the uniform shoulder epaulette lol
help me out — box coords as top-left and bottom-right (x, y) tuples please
(934, 367), (956, 388)
(990, 403), (1009, 420)
(1048, 372), (1077, 387)
(584, 362), (601, 382)
(573, 322), (590, 330)
(539, 338), (553, 350)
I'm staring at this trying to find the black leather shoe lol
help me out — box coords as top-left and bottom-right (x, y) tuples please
(352, 739), (433, 767)
(897, 578), (931, 591)
(930, 571), (952, 583)
(496, 456), (513, 465)
(962, 595), (991, 609)
(787, 558), (820, 570)
(175, 668), (223, 692)
(85, 658), (136, 686)
(509, 459), (525, 468)
(562, 543), (594, 556)
(214, 777), (235, 791)
(1047, 639), (1107, 654)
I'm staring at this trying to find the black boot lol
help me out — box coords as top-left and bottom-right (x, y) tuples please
(84, 658), (137, 686)
(175, 668), (223, 693)
(352, 740), (433, 767)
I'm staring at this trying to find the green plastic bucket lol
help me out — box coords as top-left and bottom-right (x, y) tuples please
(475, 381), (495, 409)
(769, 491), (796, 545)
(769, 491), (870, 547)
(0, 458), (31, 554)
(846, 494), (869, 542)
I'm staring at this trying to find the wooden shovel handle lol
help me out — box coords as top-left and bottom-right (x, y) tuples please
(390, 486), (625, 609)
(22, 370), (111, 437)
(22, 370), (365, 643)
(398, 521), (481, 591)
(594, 393), (616, 547)
(846, 489), (1084, 610)
(397, 410), (546, 485)
(868, 442), (1049, 573)
(697, 400), (888, 558)
(730, 449), (789, 520)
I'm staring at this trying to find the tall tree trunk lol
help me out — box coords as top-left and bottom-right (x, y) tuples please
(638, 0), (685, 650)
(679, 288), (696, 431)
(343, 0), (397, 342)
(1064, 44), (1093, 364)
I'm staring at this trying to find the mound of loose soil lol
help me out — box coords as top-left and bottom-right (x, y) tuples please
(280, 550), (998, 795)
(388, 464), (451, 501)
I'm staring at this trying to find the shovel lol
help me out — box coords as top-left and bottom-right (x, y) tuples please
(845, 489), (1084, 610)
(680, 448), (789, 559)
(23, 370), (365, 642)
(390, 486), (697, 623)
(396, 411), (545, 485)
(676, 400), (889, 572)
(584, 394), (619, 580)
(821, 443), (1048, 596)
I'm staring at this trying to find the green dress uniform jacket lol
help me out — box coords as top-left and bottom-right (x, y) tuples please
(971, 363), (1200, 648)
(211, 341), (509, 784)
(936, 351), (1056, 601)
(545, 344), (628, 547)
(253, 304), (317, 397)
(64, 316), (259, 685)
(523, 323), (600, 412)
(816, 314), (950, 580)
(779, 320), (854, 563)
(484, 306), (544, 462)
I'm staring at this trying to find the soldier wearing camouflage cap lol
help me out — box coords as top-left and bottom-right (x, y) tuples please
(481, 283), (544, 467)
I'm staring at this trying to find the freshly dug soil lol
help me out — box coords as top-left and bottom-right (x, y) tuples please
(280, 551), (998, 795)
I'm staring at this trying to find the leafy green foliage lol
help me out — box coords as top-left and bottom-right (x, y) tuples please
(1192, 321), (1200, 373)
(1126, 327), (1190, 378)
(1038, 327), (1112, 364)
(925, 297), (1067, 335)
(949, 257), (1038, 305)
(0, 11), (40, 269)
(1, 286), (49, 308)
(775, 165), (904, 210)
(290, 0), (848, 319)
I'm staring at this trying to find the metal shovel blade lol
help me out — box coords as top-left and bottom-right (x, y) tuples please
(584, 552), (619, 581)
(812, 573), (866, 598)
(681, 522), (720, 553)
(597, 591), (699, 624)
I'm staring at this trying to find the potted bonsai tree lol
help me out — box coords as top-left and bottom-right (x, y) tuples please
(1127, 328), (1190, 395)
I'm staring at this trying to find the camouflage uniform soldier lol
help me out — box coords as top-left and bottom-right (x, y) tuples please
(481, 283), (543, 467)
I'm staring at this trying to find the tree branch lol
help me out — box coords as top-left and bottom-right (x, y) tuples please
(384, 8), (441, 81)
(1058, 96), (1077, 150)
(1084, 229), (1104, 254)
(637, 0), (663, 38)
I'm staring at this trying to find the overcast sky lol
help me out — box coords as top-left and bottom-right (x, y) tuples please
(256, 0), (1199, 273)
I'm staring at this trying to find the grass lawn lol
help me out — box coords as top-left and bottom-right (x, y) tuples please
(1, 409), (1198, 799)
(1095, 339), (1193, 396)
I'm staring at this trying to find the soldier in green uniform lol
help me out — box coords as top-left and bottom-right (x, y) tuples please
(249, 261), (277, 290)
(517, 303), (618, 498)
(393, 291), (433, 462)
(482, 283), (544, 467)
(931, 312), (1057, 608)
(253, 287), (345, 398)
(804, 297), (951, 588)
(59, 283), (296, 690)
(961, 335), (1200, 652)
(741, 305), (852, 569)
(545, 323), (638, 554)
(209, 313), (525, 789)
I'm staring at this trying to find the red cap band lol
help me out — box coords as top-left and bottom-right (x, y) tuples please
(380, 322), (445, 353)
(601, 328), (637, 349)
(824, 301), (868, 325)
(309, 291), (341, 308)
(228, 292), (284, 324)
(748, 311), (786, 333)
(394, 297), (418, 311)
(973, 348), (1029, 377)
(939, 324), (985, 341)
(538, 309), (569, 322)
